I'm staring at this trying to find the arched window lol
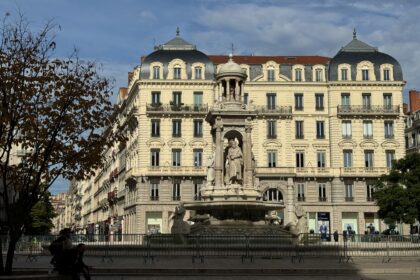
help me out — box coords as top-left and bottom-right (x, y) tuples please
(174, 65), (181, 80)
(195, 67), (202, 79)
(263, 188), (283, 202)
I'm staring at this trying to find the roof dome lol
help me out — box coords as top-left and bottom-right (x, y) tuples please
(328, 30), (403, 81)
(217, 55), (247, 78)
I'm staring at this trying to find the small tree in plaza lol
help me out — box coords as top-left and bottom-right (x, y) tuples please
(0, 15), (120, 275)
(375, 153), (420, 230)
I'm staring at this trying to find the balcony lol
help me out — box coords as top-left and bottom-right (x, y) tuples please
(340, 167), (390, 177)
(254, 105), (292, 117)
(150, 196), (159, 201)
(345, 197), (354, 202)
(318, 197), (327, 202)
(146, 103), (208, 116)
(147, 166), (206, 176)
(172, 196), (181, 201)
(367, 197), (375, 202)
(337, 105), (399, 116)
(256, 167), (333, 177)
(297, 196), (305, 202)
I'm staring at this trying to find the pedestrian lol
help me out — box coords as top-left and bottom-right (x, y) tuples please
(70, 243), (91, 280)
(49, 228), (73, 272)
(333, 230), (339, 242)
(320, 222), (328, 241)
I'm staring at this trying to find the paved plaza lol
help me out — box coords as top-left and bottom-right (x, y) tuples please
(3, 255), (420, 279)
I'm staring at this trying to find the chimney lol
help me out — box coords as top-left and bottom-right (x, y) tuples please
(409, 89), (420, 112)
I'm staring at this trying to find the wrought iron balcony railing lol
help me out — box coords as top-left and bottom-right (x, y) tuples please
(337, 105), (399, 116)
(146, 104), (208, 115)
(254, 105), (292, 116)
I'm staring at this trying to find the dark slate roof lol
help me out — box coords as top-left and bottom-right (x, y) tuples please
(209, 55), (330, 65)
(328, 35), (403, 81)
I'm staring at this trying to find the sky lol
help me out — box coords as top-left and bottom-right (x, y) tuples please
(1, 0), (419, 194)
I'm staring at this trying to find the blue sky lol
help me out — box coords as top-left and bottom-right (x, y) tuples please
(1, 0), (419, 194)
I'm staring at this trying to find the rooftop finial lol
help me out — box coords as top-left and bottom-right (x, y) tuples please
(176, 27), (180, 36)
(353, 28), (357, 39)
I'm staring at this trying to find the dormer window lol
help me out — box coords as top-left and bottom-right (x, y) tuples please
(195, 67), (202, 79)
(174, 65), (181, 79)
(295, 69), (302, 81)
(267, 68), (275, 81)
(315, 69), (322, 82)
(153, 66), (160, 79)
(341, 68), (348, 80)
(362, 69), (369, 81)
(383, 69), (390, 81)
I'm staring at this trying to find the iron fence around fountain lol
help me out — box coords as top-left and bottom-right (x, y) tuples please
(2, 233), (420, 263)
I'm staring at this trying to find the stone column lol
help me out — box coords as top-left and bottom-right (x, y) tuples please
(226, 79), (231, 101)
(286, 178), (295, 225)
(234, 79), (239, 102)
(240, 82), (244, 103)
(214, 122), (223, 187)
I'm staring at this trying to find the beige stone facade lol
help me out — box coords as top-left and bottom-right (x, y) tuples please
(62, 31), (407, 237)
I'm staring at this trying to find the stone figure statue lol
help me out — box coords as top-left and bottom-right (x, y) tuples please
(170, 202), (190, 234)
(225, 139), (243, 185)
(206, 151), (215, 187)
(285, 205), (307, 236)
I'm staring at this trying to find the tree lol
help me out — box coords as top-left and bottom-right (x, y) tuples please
(0, 15), (120, 274)
(375, 153), (420, 228)
(24, 192), (56, 235)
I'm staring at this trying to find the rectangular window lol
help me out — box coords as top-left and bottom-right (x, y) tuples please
(317, 151), (326, 168)
(316, 121), (325, 139)
(193, 92), (203, 109)
(150, 181), (159, 200)
(151, 119), (160, 137)
(364, 150), (374, 168)
(153, 66), (160, 79)
(383, 69), (390, 81)
(243, 93), (249, 105)
(383, 93), (392, 108)
(342, 120), (352, 138)
(295, 69), (302, 81)
(363, 120), (373, 139)
(172, 91), (182, 106)
(172, 180), (181, 201)
(195, 67), (202, 79)
(341, 93), (350, 106)
(267, 69), (275, 81)
(318, 183), (327, 201)
(268, 151), (277, 167)
(343, 150), (353, 168)
(384, 121), (394, 139)
(151, 91), (161, 105)
(345, 183), (353, 201)
(315, 69), (322, 82)
(362, 69), (369, 80)
(294, 93), (303, 110)
(386, 150), (395, 168)
(266, 93), (276, 109)
(367, 184), (375, 201)
(341, 68), (348, 80)
(174, 67), (181, 79)
(172, 149), (181, 167)
(151, 149), (160, 167)
(362, 93), (371, 108)
(295, 121), (304, 139)
(296, 151), (304, 168)
(193, 179), (203, 201)
(297, 183), (305, 201)
(315, 94), (324, 110)
(267, 120), (277, 139)
(193, 149), (203, 167)
(193, 120), (203, 137)
(172, 119), (182, 137)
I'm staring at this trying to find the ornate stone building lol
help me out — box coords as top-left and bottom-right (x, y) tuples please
(68, 30), (406, 237)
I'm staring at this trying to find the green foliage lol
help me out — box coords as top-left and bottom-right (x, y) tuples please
(375, 153), (420, 225)
(24, 192), (56, 235)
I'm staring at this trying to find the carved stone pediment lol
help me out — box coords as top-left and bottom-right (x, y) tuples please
(381, 140), (400, 149)
(312, 143), (330, 149)
(263, 140), (282, 149)
(338, 140), (357, 149)
(168, 138), (187, 148)
(360, 140), (379, 149)
(146, 139), (165, 148)
(291, 143), (309, 148)
(189, 139), (208, 148)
